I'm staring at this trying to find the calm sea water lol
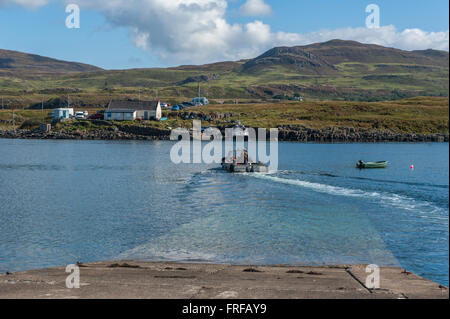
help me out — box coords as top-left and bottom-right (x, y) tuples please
(0, 139), (448, 285)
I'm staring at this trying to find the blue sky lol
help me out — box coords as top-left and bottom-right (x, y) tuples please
(0, 0), (448, 69)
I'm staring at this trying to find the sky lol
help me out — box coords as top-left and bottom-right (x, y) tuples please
(0, 0), (448, 70)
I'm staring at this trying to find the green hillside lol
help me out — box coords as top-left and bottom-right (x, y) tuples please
(0, 49), (102, 75)
(0, 40), (448, 109)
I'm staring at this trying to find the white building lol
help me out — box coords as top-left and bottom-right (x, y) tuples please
(53, 108), (74, 119)
(105, 100), (162, 121)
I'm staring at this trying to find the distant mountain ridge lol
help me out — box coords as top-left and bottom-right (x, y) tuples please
(243, 40), (449, 74)
(0, 49), (102, 73)
(1, 40), (448, 74)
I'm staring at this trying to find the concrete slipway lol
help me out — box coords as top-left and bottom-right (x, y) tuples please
(0, 261), (447, 299)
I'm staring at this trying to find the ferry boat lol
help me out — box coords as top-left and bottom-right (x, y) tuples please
(221, 150), (269, 173)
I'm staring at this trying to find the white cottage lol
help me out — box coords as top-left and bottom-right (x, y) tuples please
(105, 100), (162, 121)
(53, 108), (74, 119)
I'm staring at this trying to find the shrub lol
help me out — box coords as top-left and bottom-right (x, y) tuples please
(19, 119), (41, 130)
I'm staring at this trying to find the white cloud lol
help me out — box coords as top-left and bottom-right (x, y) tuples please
(67, 0), (448, 64)
(2, 0), (449, 64)
(275, 25), (450, 52)
(132, 29), (150, 50)
(240, 0), (272, 16)
(0, 0), (50, 9)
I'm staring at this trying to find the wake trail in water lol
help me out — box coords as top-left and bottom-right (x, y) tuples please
(251, 173), (448, 221)
(289, 170), (448, 189)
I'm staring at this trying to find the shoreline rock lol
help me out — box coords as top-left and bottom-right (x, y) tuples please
(0, 127), (448, 143)
(276, 125), (449, 143)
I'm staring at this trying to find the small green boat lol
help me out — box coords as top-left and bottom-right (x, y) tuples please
(356, 160), (388, 169)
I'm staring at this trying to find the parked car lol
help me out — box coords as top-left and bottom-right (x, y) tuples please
(75, 111), (86, 120)
(171, 105), (180, 111)
(88, 113), (104, 120)
(182, 102), (195, 108)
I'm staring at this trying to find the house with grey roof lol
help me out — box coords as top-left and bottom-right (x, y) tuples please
(105, 100), (162, 121)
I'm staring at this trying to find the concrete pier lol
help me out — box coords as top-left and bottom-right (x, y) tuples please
(0, 261), (447, 299)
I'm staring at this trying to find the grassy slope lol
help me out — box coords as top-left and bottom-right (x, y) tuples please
(189, 97), (449, 135)
(0, 48), (102, 73)
(0, 59), (447, 108)
(0, 41), (448, 107)
(1, 97), (447, 135)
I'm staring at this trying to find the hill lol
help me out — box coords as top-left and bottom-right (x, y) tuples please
(0, 49), (102, 74)
(243, 40), (449, 74)
(242, 46), (339, 75)
(0, 40), (448, 108)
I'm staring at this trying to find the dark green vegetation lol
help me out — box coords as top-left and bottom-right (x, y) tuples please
(0, 40), (448, 109)
(1, 97), (448, 136)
